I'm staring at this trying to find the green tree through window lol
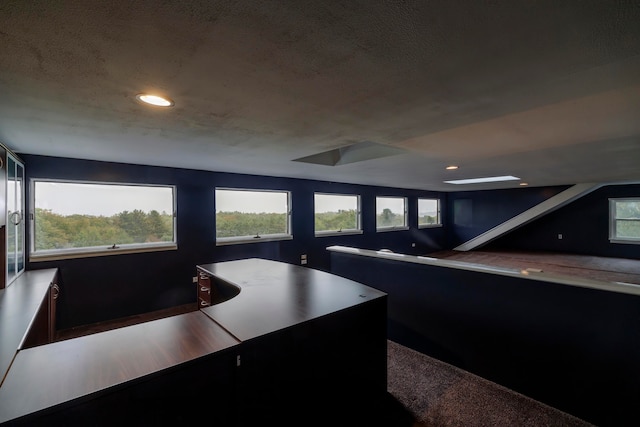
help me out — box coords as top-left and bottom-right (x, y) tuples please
(611, 199), (640, 242)
(376, 196), (407, 230)
(34, 208), (173, 250)
(31, 181), (176, 258)
(314, 193), (360, 234)
(215, 188), (291, 243)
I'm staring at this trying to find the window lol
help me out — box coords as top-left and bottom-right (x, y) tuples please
(376, 196), (407, 231)
(31, 180), (176, 261)
(609, 198), (640, 244)
(418, 198), (441, 228)
(314, 193), (362, 236)
(216, 188), (292, 245)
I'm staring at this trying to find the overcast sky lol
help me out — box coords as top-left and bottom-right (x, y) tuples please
(35, 182), (173, 216)
(216, 191), (404, 214)
(34, 183), (437, 217)
(216, 190), (289, 213)
(315, 194), (358, 213)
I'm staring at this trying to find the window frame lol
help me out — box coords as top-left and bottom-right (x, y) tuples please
(29, 179), (177, 262)
(313, 192), (363, 237)
(417, 198), (442, 228)
(609, 198), (640, 245)
(375, 196), (408, 232)
(215, 187), (293, 246)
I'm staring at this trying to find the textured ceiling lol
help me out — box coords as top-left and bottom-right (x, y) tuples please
(0, 0), (639, 191)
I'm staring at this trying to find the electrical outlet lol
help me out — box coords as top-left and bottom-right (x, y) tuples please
(301, 254), (307, 265)
(192, 276), (198, 283)
(558, 234), (563, 240)
(411, 243), (416, 247)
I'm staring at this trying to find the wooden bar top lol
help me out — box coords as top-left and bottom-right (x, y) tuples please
(198, 258), (387, 341)
(0, 269), (57, 387)
(0, 310), (240, 424)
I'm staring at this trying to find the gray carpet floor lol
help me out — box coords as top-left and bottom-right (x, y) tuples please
(387, 340), (594, 427)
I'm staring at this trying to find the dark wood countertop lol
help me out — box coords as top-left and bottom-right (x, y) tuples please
(198, 258), (387, 341)
(0, 258), (386, 424)
(0, 269), (58, 387)
(0, 310), (240, 424)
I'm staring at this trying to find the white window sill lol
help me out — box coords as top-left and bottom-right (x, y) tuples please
(216, 234), (293, 246)
(315, 230), (363, 238)
(30, 243), (178, 262)
(376, 226), (409, 233)
(609, 238), (640, 245)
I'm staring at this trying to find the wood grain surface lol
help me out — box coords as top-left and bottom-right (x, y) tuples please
(199, 258), (387, 341)
(0, 310), (240, 423)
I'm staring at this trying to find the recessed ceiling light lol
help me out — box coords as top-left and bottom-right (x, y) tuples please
(445, 165), (459, 170)
(444, 175), (520, 185)
(135, 93), (174, 107)
(519, 182), (528, 186)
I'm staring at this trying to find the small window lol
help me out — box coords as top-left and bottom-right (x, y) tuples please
(609, 198), (640, 244)
(216, 188), (292, 245)
(418, 198), (441, 228)
(31, 180), (176, 261)
(314, 193), (362, 236)
(376, 196), (408, 231)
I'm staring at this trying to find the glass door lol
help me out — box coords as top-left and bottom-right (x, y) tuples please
(15, 160), (24, 275)
(6, 154), (24, 285)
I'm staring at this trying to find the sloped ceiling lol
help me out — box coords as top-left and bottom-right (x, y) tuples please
(0, 0), (639, 191)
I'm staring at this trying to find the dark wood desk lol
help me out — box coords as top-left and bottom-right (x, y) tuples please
(0, 310), (240, 424)
(199, 258), (387, 341)
(0, 259), (387, 425)
(199, 258), (388, 425)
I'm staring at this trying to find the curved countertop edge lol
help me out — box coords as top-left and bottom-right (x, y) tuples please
(0, 309), (241, 424)
(326, 245), (640, 297)
(197, 258), (387, 342)
(196, 265), (242, 301)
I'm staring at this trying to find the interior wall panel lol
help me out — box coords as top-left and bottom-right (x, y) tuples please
(21, 154), (445, 329)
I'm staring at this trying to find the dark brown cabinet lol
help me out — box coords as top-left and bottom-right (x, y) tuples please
(197, 270), (212, 308)
(22, 271), (60, 349)
(49, 280), (60, 342)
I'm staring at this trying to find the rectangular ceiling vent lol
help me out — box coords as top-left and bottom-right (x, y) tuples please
(292, 141), (407, 166)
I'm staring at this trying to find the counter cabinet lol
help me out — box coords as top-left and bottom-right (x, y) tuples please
(0, 268), (59, 388)
(1, 259), (387, 425)
(21, 270), (60, 349)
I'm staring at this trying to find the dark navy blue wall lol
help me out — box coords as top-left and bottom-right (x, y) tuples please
(331, 252), (640, 427)
(445, 183), (640, 260)
(21, 154), (446, 330)
(489, 184), (640, 259)
(445, 185), (569, 248)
